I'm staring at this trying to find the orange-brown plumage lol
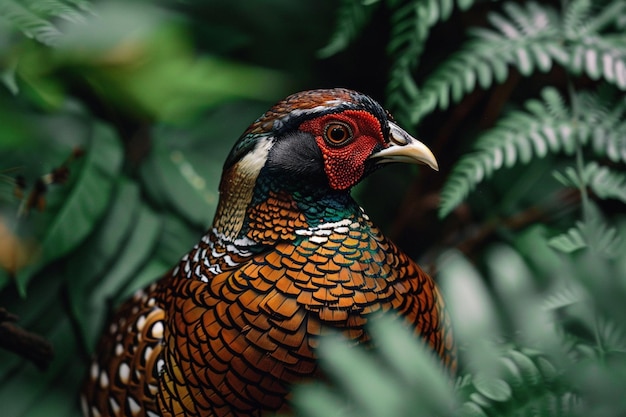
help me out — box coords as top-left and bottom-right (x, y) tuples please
(82, 88), (455, 417)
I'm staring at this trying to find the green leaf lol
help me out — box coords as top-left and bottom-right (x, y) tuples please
(486, 244), (563, 352)
(554, 162), (626, 203)
(317, 334), (404, 417)
(293, 383), (349, 417)
(139, 142), (214, 228)
(154, 214), (199, 266)
(472, 374), (512, 402)
(65, 178), (142, 350)
(0, 270), (63, 382)
(438, 250), (502, 376)
(369, 316), (457, 415)
(542, 285), (585, 310)
(0, 0), (66, 46)
(459, 402), (490, 417)
(15, 123), (123, 294)
(587, 163), (626, 203)
(507, 349), (542, 388)
(548, 222), (587, 253)
(79, 203), (162, 351)
(595, 317), (626, 354)
(457, 0), (474, 10)
(438, 250), (500, 339)
(19, 359), (83, 417)
(101, 209), (160, 290)
(549, 206), (621, 257)
(116, 257), (170, 303)
(498, 356), (526, 394)
(65, 178), (141, 292)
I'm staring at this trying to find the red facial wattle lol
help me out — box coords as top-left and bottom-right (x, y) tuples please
(299, 110), (385, 190)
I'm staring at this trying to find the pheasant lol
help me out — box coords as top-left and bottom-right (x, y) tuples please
(81, 88), (456, 417)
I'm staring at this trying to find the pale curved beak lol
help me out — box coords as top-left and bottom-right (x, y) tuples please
(369, 122), (439, 171)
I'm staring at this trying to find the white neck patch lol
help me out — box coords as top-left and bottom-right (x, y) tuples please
(237, 135), (274, 177)
(213, 135), (275, 240)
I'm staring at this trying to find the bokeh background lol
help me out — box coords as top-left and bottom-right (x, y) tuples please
(1, 0), (626, 416)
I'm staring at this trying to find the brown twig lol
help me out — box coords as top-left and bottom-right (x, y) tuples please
(0, 307), (54, 370)
(447, 188), (581, 258)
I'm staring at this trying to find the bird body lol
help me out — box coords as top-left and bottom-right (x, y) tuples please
(82, 89), (455, 417)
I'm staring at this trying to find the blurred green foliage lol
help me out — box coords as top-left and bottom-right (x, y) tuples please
(0, 1), (305, 415)
(1, 0), (626, 417)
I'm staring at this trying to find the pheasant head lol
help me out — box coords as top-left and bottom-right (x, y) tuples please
(213, 88), (438, 243)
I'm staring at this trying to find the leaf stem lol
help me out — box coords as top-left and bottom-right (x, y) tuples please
(567, 81), (591, 221)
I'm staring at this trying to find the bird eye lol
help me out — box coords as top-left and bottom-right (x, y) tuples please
(324, 122), (353, 145)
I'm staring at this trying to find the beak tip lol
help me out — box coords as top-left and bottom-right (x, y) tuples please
(428, 158), (440, 171)
(416, 148), (439, 172)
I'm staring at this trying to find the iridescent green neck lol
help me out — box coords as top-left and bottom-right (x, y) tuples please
(234, 174), (363, 245)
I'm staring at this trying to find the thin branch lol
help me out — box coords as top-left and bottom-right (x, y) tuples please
(446, 188), (581, 258)
(0, 307), (54, 370)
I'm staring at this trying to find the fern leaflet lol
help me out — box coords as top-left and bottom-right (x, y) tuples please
(542, 285), (585, 310)
(318, 0), (377, 58)
(22, 0), (89, 23)
(548, 204), (621, 257)
(0, 0), (92, 46)
(0, 0), (62, 45)
(439, 87), (626, 218)
(459, 348), (577, 417)
(554, 161), (626, 204)
(548, 223), (588, 254)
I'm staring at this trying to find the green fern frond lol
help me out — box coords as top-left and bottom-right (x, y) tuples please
(540, 87), (570, 120)
(567, 35), (626, 89)
(587, 164), (626, 203)
(575, 88), (626, 162)
(548, 224), (588, 254)
(439, 88), (579, 217)
(438, 87), (626, 218)
(584, 0), (626, 34)
(410, 2), (562, 123)
(410, 0), (626, 123)
(588, 112), (626, 164)
(562, 0), (593, 39)
(23, 0), (90, 23)
(562, 0), (626, 89)
(460, 348), (577, 417)
(386, 0), (477, 124)
(548, 207), (621, 257)
(542, 285), (585, 310)
(0, 0), (62, 45)
(0, 0), (92, 45)
(554, 162), (626, 204)
(318, 0), (377, 58)
(595, 316), (626, 355)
